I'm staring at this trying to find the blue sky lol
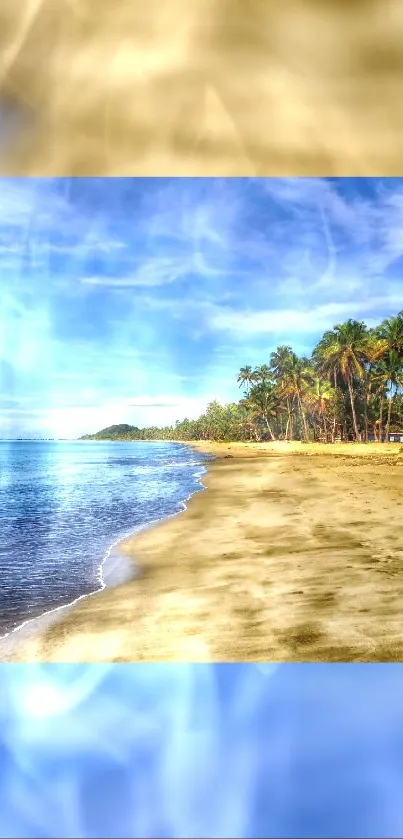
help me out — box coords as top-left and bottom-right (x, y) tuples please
(1, 176), (402, 438)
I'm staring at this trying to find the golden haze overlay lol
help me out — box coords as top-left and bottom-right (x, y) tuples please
(2, 0), (403, 174)
(2, 442), (403, 663)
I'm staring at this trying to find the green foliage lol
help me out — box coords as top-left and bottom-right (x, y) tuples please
(80, 313), (403, 445)
(80, 424), (142, 441)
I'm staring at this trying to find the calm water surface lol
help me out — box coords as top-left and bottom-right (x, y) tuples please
(0, 441), (210, 636)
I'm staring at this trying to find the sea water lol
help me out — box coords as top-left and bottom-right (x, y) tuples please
(0, 440), (210, 637)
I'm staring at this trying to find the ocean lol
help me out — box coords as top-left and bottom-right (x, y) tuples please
(0, 440), (210, 638)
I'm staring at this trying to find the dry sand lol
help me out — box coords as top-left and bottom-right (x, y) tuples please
(3, 440), (403, 663)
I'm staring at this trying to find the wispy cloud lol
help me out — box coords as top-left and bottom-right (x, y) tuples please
(80, 256), (192, 288)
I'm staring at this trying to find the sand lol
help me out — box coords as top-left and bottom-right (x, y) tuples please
(2, 440), (403, 662)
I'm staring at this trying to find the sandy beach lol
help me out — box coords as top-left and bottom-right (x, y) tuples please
(2, 440), (403, 663)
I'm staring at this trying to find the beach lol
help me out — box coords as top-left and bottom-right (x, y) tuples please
(3, 441), (403, 663)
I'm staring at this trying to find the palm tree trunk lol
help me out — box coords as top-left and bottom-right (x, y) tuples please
(347, 375), (361, 442)
(264, 415), (276, 441)
(331, 369), (337, 443)
(289, 401), (294, 440)
(322, 413), (328, 443)
(385, 385), (395, 442)
(298, 395), (309, 441)
(379, 395), (384, 442)
(253, 426), (261, 442)
(285, 398), (293, 440)
(364, 391), (369, 443)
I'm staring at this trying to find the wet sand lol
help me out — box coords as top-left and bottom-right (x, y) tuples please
(2, 441), (403, 662)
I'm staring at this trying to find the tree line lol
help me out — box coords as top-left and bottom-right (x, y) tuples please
(83, 313), (403, 444)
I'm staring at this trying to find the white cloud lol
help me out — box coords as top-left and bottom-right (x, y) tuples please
(206, 295), (403, 337)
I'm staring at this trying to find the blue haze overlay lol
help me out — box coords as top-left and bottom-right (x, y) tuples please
(0, 441), (208, 637)
(1, 662), (403, 838)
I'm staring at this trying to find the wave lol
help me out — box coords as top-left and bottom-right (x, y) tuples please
(0, 456), (208, 651)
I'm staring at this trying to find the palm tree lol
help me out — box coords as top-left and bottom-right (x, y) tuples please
(305, 377), (335, 441)
(312, 332), (343, 441)
(237, 365), (255, 395)
(276, 353), (313, 441)
(270, 345), (298, 440)
(380, 350), (403, 441)
(245, 381), (278, 441)
(358, 332), (388, 442)
(253, 364), (272, 384)
(313, 320), (372, 442)
(376, 313), (403, 441)
(377, 312), (403, 355)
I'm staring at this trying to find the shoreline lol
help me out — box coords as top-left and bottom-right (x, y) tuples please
(0, 530), (137, 659)
(3, 440), (403, 662)
(0, 448), (210, 660)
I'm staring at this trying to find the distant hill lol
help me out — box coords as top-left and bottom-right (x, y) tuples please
(79, 424), (143, 440)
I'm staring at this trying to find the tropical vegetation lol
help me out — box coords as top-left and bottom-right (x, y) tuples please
(81, 313), (403, 444)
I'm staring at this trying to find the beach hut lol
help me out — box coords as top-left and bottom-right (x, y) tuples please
(388, 431), (403, 443)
